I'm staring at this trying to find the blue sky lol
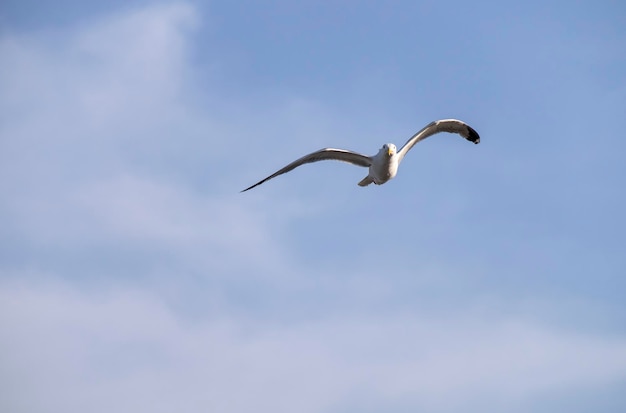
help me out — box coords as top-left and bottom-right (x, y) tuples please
(1, 1), (625, 412)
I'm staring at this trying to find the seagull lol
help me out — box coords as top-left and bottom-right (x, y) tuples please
(241, 118), (480, 192)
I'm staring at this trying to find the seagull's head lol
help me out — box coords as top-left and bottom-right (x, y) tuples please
(383, 143), (397, 157)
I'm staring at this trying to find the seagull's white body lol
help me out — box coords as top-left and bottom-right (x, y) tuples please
(360, 143), (400, 187)
(242, 119), (480, 192)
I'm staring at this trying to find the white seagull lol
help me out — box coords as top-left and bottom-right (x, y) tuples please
(242, 118), (480, 192)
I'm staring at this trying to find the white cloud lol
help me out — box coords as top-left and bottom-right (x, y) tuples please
(0, 1), (294, 278)
(1, 279), (626, 413)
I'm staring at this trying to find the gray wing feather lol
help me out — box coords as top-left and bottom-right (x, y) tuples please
(241, 148), (372, 192)
(397, 119), (480, 163)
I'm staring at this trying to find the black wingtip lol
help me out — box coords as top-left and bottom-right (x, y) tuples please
(467, 125), (480, 144)
(240, 180), (264, 193)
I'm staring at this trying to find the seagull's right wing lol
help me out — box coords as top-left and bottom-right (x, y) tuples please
(241, 148), (372, 192)
(396, 119), (480, 163)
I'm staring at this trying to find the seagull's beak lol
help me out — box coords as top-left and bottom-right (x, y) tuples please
(387, 147), (393, 156)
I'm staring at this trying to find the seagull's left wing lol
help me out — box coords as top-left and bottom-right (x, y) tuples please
(241, 148), (372, 192)
(396, 119), (480, 163)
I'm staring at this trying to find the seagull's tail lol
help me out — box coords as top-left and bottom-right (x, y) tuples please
(358, 176), (374, 187)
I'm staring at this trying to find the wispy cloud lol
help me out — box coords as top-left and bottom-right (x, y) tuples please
(0, 2), (288, 277)
(2, 280), (626, 413)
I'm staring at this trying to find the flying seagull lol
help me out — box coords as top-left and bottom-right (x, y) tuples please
(241, 118), (480, 192)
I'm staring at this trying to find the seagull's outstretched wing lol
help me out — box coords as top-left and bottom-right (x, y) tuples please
(396, 119), (480, 163)
(241, 148), (372, 192)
